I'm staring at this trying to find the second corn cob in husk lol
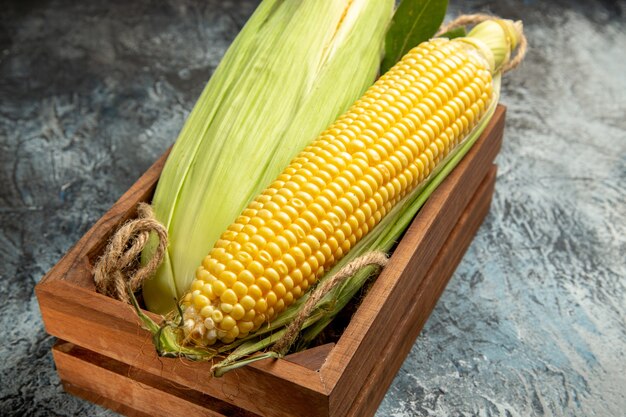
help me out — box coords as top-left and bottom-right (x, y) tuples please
(180, 18), (523, 346)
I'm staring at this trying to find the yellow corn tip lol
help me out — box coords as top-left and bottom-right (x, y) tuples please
(182, 38), (493, 345)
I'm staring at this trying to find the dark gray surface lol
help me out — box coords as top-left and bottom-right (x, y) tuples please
(1, 1), (624, 416)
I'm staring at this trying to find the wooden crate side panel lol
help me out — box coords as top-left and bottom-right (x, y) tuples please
(324, 107), (505, 416)
(283, 343), (335, 371)
(38, 284), (330, 417)
(62, 382), (153, 417)
(346, 167), (497, 417)
(53, 341), (259, 417)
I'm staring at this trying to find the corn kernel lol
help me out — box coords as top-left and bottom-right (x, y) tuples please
(240, 321), (255, 333)
(231, 304), (246, 320)
(255, 298), (268, 313)
(220, 289), (238, 305)
(212, 280), (226, 297)
(220, 315), (236, 331)
(248, 284), (263, 300)
(240, 295), (256, 311)
(211, 310), (223, 323)
(232, 281), (248, 298)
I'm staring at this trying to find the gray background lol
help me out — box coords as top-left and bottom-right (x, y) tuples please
(1, 0), (625, 416)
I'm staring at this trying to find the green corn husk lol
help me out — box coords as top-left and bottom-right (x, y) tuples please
(142, 0), (395, 314)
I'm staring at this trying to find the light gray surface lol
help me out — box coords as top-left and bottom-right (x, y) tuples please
(1, 1), (624, 416)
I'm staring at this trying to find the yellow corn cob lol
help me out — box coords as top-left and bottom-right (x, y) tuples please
(181, 19), (520, 345)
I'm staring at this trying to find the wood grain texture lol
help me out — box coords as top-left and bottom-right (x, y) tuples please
(54, 341), (260, 417)
(38, 285), (328, 417)
(282, 343), (335, 371)
(62, 382), (154, 417)
(55, 342), (335, 417)
(36, 106), (506, 417)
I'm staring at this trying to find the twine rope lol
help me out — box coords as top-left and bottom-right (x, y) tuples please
(436, 13), (528, 73)
(93, 203), (167, 303)
(270, 251), (389, 356)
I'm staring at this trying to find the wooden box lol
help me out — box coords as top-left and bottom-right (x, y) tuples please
(36, 106), (506, 417)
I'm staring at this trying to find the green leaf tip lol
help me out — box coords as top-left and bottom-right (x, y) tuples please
(381, 0), (449, 73)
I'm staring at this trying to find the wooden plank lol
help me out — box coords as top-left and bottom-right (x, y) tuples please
(346, 166), (497, 417)
(38, 287), (329, 417)
(53, 341), (259, 417)
(324, 106), (505, 416)
(283, 343), (335, 371)
(55, 341), (334, 417)
(62, 382), (153, 417)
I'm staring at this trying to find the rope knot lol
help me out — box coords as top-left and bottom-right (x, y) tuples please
(93, 203), (167, 303)
(270, 251), (389, 356)
(436, 13), (528, 73)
